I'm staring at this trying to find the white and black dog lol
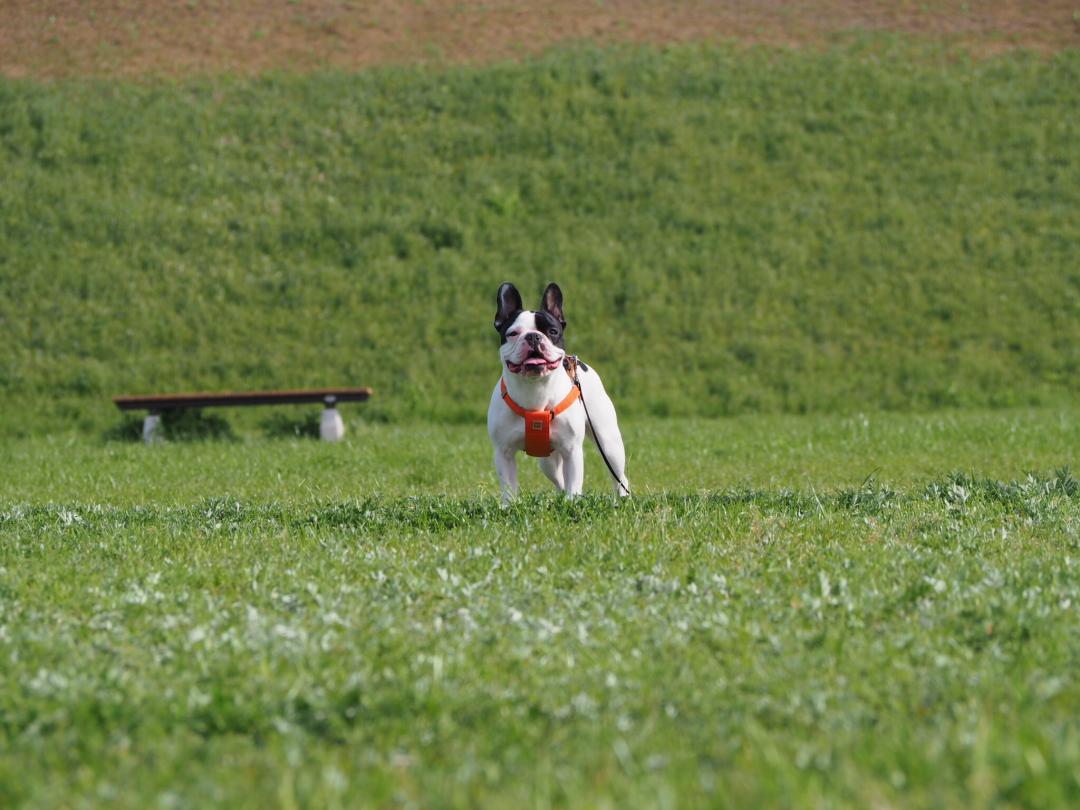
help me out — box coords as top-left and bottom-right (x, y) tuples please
(487, 282), (629, 502)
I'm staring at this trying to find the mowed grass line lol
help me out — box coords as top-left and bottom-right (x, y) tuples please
(2, 471), (1080, 808)
(2, 42), (1079, 435)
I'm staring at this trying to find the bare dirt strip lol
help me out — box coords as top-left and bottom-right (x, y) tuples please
(2, 0), (1078, 80)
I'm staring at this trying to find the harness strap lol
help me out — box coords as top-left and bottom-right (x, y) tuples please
(499, 375), (580, 419)
(500, 368), (580, 457)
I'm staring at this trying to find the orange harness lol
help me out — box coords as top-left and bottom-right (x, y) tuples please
(500, 363), (581, 457)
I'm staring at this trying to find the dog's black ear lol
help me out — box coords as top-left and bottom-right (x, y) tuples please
(494, 282), (523, 333)
(540, 282), (565, 328)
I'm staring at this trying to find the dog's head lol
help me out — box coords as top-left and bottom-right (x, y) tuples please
(494, 282), (566, 377)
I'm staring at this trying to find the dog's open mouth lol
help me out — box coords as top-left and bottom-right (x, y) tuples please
(507, 351), (562, 375)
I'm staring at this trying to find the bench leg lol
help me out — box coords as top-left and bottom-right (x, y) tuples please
(142, 412), (162, 445)
(320, 406), (345, 442)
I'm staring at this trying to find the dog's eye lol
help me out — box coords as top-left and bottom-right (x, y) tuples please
(548, 329), (558, 337)
(507, 330), (519, 338)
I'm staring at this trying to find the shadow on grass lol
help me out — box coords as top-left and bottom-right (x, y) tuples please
(260, 412), (321, 440)
(104, 409), (330, 442)
(103, 409), (237, 443)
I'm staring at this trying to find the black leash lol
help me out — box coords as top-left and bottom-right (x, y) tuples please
(565, 356), (631, 497)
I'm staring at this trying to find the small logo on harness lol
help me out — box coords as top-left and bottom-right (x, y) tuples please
(531, 420), (543, 430)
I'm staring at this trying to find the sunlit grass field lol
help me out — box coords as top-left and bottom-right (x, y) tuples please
(4, 408), (1080, 503)
(3, 410), (1079, 807)
(3, 36), (1080, 808)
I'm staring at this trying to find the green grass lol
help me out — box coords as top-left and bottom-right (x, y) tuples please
(2, 411), (1079, 807)
(2, 42), (1079, 436)
(3, 38), (1080, 807)
(3, 408), (1080, 503)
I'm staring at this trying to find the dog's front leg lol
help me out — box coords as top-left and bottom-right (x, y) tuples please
(561, 444), (585, 498)
(494, 447), (519, 504)
(537, 454), (565, 491)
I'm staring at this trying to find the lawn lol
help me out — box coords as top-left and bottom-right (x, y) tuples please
(4, 408), (1080, 503)
(3, 30), (1080, 809)
(2, 410), (1079, 807)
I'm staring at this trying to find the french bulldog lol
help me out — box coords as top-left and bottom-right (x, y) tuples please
(487, 282), (630, 502)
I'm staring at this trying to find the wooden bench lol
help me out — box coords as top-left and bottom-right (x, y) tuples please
(112, 387), (373, 443)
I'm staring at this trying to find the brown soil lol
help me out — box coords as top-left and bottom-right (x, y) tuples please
(2, 1), (1078, 80)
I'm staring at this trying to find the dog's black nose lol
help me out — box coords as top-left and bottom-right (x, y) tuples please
(524, 332), (542, 347)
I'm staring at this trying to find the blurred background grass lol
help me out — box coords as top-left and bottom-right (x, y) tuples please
(2, 41), (1078, 436)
